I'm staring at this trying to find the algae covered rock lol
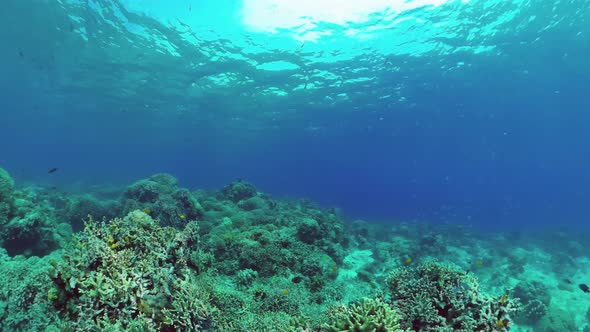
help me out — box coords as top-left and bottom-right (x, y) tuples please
(297, 217), (322, 244)
(513, 280), (550, 325)
(122, 173), (204, 227)
(222, 180), (257, 203)
(536, 306), (576, 332)
(123, 173), (178, 203)
(62, 193), (121, 230)
(0, 167), (14, 201)
(237, 195), (269, 211)
(0, 168), (70, 256)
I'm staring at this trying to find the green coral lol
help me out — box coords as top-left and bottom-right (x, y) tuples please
(0, 167), (14, 201)
(0, 167), (15, 225)
(222, 180), (258, 203)
(512, 280), (550, 325)
(49, 210), (214, 330)
(0, 169), (71, 256)
(122, 174), (204, 228)
(536, 306), (575, 331)
(0, 249), (62, 331)
(323, 297), (402, 332)
(387, 260), (519, 331)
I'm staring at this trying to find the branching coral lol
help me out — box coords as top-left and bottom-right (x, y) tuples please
(387, 260), (519, 331)
(323, 297), (402, 332)
(49, 210), (213, 330)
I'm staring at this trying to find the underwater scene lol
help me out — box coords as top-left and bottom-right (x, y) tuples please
(1, 0), (590, 331)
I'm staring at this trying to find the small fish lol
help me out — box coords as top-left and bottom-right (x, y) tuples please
(188, 4), (191, 12)
(282, 289), (289, 295)
(579, 284), (590, 293)
(332, 265), (338, 274)
(453, 282), (471, 295)
(563, 278), (573, 285)
(291, 276), (302, 284)
(143, 208), (151, 214)
(48, 167), (58, 174)
(405, 257), (412, 264)
(500, 294), (508, 304)
(18, 50), (24, 58)
(180, 214), (186, 219)
(475, 260), (483, 268)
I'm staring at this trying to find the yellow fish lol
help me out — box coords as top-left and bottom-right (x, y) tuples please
(143, 209), (151, 214)
(405, 257), (412, 264)
(180, 214), (186, 219)
(500, 294), (508, 304)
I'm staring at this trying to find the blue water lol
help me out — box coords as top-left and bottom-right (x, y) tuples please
(1, 0), (589, 230)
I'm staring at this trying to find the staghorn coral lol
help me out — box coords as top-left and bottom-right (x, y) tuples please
(322, 297), (402, 332)
(48, 210), (214, 330)
(387, 260), (519, 331)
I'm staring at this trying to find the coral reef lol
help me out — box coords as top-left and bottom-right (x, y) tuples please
(0, 249), (61, 331)
(60, 193), (121, 231)
(387, 260), (519, 331)
(2, 168), (590, 330)
(121, 173), (204, 228)
(48, 210), (213, 330)
(536, 305), (576, 332)
(512, 280), (551, 325)
(323, 297), (402, 332)
(221, 180), (258, 203)
(0, 168), (71, 256)
(0, 167), (15, 225)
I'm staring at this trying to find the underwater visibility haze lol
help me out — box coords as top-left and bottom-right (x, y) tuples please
(1, 0), (590, 331)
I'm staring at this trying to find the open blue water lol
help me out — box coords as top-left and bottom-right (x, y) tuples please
(1, 0), (589, 230)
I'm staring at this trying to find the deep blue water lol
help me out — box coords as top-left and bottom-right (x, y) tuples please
(1, 0), (589, 230)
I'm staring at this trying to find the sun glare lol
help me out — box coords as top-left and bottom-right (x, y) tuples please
(240, 0), (451, 34)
